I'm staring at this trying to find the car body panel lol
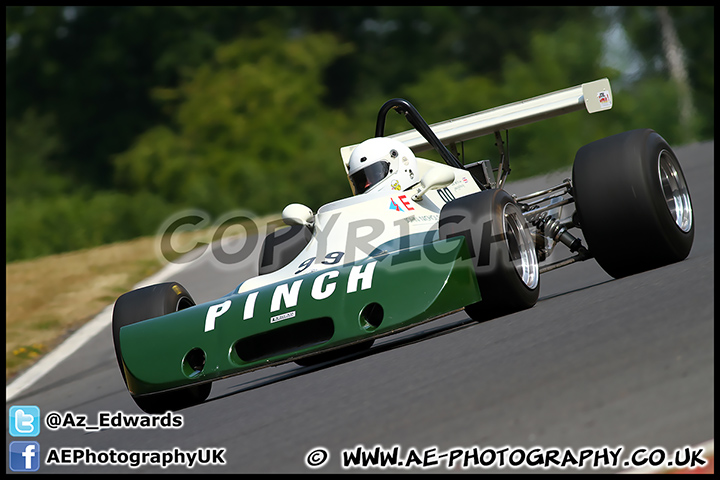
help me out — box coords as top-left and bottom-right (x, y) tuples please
(120, 235), (480, 395)
(240, 160), (480, 293)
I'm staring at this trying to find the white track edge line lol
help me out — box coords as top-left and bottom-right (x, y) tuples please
(5, 260), (188, 403)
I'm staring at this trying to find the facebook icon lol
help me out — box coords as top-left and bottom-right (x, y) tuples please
(9, 441), (41, 472)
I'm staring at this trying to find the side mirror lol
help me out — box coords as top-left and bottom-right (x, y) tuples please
(282, 203), (314, 228)
(412, 167), (455, 201)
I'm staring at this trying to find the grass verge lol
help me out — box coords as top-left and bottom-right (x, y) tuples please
(6, 236), (166, 381)
(5, 215), (279, 383)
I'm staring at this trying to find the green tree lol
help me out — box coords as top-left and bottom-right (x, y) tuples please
(4, 6), (618, 192)
(6, 110), (69, 201)
(6, 6), (282, 187)
(606, 6), (713, 140)
(114, 30), (355, 215)
(6, 6), (711, 261)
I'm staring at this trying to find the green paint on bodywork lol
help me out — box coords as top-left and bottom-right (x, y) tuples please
(120, 237), (481, 395)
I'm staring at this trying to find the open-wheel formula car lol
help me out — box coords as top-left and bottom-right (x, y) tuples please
(112, 78), (694, 413)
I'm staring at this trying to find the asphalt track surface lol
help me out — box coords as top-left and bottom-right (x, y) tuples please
(6, 140), (713, 473)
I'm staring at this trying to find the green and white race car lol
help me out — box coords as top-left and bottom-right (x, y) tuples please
(112, 78), (694, 413)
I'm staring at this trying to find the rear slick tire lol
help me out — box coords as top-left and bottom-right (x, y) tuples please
(572, 129), (694, 279)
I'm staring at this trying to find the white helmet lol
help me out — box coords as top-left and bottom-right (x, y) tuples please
(347, 137), (418, 195)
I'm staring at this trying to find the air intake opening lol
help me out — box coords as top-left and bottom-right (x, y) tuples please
(234, 317), (334, 363)
(359, 302), (384, 331)
(182, 348), (206, 378)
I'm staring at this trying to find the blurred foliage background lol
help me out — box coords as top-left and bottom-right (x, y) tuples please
(6, 6), (714, 262)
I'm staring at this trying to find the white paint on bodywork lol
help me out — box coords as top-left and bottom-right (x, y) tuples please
(237, 160), (480, 295)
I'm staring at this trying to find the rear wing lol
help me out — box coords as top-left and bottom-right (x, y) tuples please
(340, 78), (613, 170)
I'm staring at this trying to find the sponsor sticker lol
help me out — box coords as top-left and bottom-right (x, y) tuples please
(389, 195), (415, 212)
(597, 90), (612, 108)
(270, 311), (296, 323)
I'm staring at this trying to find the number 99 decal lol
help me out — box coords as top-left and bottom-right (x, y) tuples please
(295, 252), (345, 274)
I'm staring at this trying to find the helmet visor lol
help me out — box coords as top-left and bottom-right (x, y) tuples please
(349, 161), (390, 194)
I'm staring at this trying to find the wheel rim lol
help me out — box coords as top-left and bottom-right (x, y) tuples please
(503, 203), (539, 289)
(657, 149), (692, 233)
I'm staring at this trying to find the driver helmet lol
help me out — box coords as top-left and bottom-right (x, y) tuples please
(347, 137), (418, 195)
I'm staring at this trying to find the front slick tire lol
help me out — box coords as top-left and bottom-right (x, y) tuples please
(572, 129), (694, 279)
(439, 189), (539, 322)
(112, 282), (212, 413)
